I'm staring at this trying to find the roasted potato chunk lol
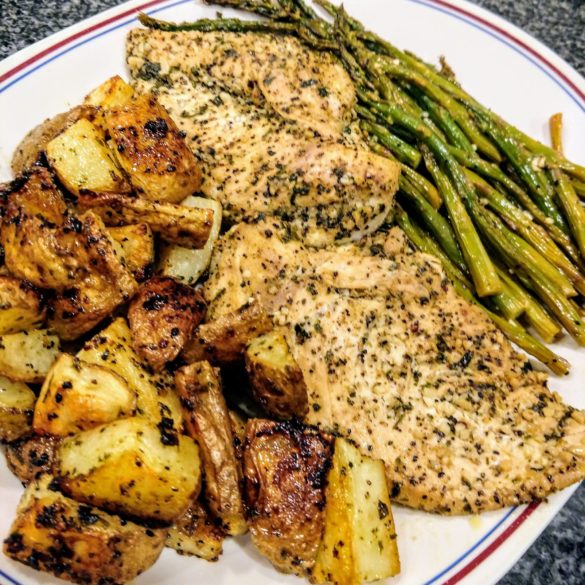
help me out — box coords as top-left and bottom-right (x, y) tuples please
(2, 171), (136, 316)
(84, 75), (134, 109)
(4, 476), (167, 585)
(0, 277), (46, 334)
(313, 438), (401, 585)
(78, 192), (214, 248)
(158, 196), (223, 285)
(128, 277), (206, 371)
(57, 417), (201, 523)
(176, 361), (246, 535)
(46, 118), (131, 196)
(166, 501), (225, 561)
(5, 434), (59, 484)
(243, 419), (333, 576)
(77, 318), (183, 428)
(0, 329), (60, 383)
(108, 223), (155, 281)
(33, 354), (136, 437)
(49, 212), (139, 340)
(1, 168), (80, 290)
(0, 375), (36, 442)
(11, 105), (97, 175)
(245, 328), (309, 419)
(106, 94), (202, 203)
(183, 302), (272, 364)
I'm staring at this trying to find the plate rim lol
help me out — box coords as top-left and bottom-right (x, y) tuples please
(0, 1), (583, 584)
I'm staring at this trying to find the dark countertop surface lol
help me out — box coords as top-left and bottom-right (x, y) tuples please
(0, 1), (584, 584)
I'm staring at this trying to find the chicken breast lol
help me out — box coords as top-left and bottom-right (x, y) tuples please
(127, 29), (355, 139)
(127, 31), (399, 247)
(204, 220), (585, 514)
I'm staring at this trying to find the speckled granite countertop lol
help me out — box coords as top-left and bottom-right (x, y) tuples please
(0, 1), (584, 584)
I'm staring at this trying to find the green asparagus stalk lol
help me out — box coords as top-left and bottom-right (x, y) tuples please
(491, 267), (528, 320)
(367, 139), (442, 209)
(395, 206), (471, 288)
(466, 169), (585, 293)
(419, 146), (501, 296)
(398, 177), (466, 271)
(550, 168), (585, 262)
(360, 121), (421, 168)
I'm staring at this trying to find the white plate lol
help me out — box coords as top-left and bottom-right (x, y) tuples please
(0, 1), (583, 584)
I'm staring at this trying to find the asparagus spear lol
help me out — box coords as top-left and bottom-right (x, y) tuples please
(395, 206), (471, 288)
(398, 177), (465, 271)
(418, 146), (501, 296)
(360, 121), (421, 168)
(367, 139), (442, 208)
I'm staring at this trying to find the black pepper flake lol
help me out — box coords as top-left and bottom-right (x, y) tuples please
(377, 500), (389, 520)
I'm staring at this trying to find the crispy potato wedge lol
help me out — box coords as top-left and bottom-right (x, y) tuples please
(11, 105), (97, 175)
(158, 196), (223, 285)
(166, 501), (225, 561)
(84, 75), (135, 109)
(5, 434), (59, 484)
(128, 277), (206, 372)
(0, 375), (36, 442)
(77, 318), (183, 428)
(108, 223), (155, 281)
(183, 302), (272, 364)
(78, 192), (214, 248)
(33, 354), (136, 437)
(49, 212), (139, 340)
(106, 94), (202, 203)
(245, 328), (309, 419)
(0, 277), (46, 334)
(312, 438), (401, 585)
(4, 476), (166, 585)
(46, 118), (131, 197)
(176, 361), (246, 536)
(0, 329), (60, 383)
(57, 417), (201, 523)
(243, 419), (333, 576)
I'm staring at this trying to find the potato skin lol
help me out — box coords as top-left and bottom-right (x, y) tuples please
(5, 434), (59, 484)
(0, 276), (46, 335)
(243, 419), (333, 576)
(3, 476), (166, 585)
(166, 501), (225, 561)
(11, 105), (98, 175)
(1, 171), (137, 337)
(48, 212), (138, 340)
(183, 302), (272, 364)
(1, 168), (78, 291)
(106, 94), (202, 203)
(245, 329), (309, 419)
(128, 277), (206, 371)
(176, 361), (246, 535)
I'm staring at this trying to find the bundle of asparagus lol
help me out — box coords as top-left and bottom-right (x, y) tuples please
(140, 0), (585, 374)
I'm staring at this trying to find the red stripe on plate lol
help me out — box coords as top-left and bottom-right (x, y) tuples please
(0, 0), (166, 85)
(443, 502), (541, 585)
(430, 0), (585, 103)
